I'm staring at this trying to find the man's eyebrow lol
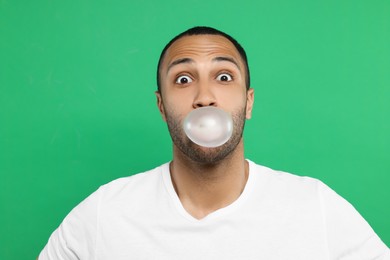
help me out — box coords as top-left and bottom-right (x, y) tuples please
(212, 56), (241, 71)
(167, 58), (194, 73)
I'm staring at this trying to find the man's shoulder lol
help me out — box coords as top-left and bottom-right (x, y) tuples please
(98, 162), (169, 199)
(107, 163), (168, 184)
(248, 159), (326, 195)
(249, 160), (320, 183)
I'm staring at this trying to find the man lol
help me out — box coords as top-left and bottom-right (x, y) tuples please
(39, 26), (390, 259)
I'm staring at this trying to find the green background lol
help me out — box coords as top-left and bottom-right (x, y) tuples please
(1, 0), (389, 258)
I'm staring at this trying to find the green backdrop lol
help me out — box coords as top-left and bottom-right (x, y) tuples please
(1, 0), (389, 258)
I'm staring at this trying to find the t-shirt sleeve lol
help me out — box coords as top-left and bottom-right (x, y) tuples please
(319, 182), (390, 259)
(38, 187), (102, 260)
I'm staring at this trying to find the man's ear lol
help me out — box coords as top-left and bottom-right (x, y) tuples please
(155, 91), (167, 122)
(245, 88), (255, 119)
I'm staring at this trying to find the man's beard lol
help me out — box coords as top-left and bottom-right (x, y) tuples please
(165, 106), (247, 164)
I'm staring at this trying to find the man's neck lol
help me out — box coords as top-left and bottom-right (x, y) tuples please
(169, 140), (249, 220)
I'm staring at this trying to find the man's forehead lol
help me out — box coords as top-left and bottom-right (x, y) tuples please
(162, 35), (243, 66)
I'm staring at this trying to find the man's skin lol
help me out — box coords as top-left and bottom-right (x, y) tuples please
(156, 34), (255, 220)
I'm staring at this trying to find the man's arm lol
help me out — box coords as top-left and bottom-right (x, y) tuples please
(319, 182), (390, 258)
(39, 187), (101, 259)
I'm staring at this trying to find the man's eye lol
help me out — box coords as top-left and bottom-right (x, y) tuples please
(175, 75), (193, 84)
(216, 73), (233, 82)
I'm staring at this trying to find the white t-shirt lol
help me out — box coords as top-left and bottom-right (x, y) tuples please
(39, 160), (390, 259)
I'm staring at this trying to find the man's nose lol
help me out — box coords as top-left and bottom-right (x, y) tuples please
(192, 83), (217, 108)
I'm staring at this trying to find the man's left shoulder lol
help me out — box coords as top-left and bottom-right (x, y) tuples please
(247, 159), (326, 196)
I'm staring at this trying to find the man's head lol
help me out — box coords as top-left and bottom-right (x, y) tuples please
(156, 26), (254, 164)
(157, 26), (250, 93)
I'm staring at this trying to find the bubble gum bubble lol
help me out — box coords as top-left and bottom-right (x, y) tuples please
(183, 107), (233, 148)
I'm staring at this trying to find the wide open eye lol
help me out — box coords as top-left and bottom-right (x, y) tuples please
(175, 75), (193, 84)
(216, 73), (233, 82)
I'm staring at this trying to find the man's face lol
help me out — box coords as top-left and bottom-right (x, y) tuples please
(156, 34), (254, 163)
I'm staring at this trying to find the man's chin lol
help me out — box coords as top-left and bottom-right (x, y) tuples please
(179, 140), (236, 164)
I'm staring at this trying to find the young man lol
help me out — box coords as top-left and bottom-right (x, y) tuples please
(39, 26), (390, 259)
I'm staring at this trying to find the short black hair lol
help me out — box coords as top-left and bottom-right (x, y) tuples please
(156, 26), (250, 92)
